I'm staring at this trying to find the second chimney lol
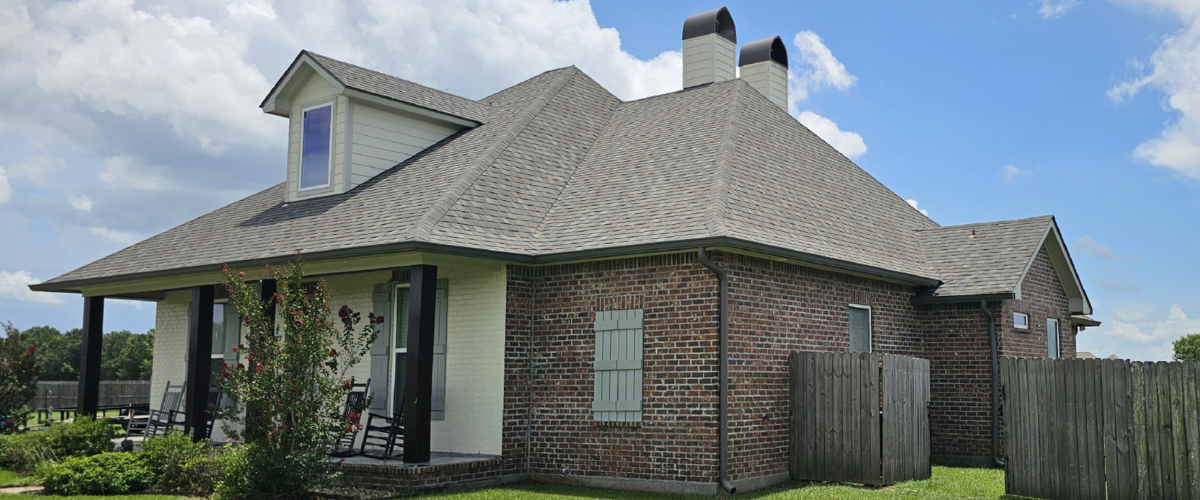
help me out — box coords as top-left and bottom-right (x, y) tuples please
(682, 7), (737, 89)
(739, 36), (788, 111)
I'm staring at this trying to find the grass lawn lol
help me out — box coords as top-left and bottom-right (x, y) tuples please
(0, 495), (188, 500)
(415, 467), (1026, 500)
(0, 470), (37, 488)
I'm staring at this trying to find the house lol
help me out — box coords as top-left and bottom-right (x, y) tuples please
(31, 7), (1098, 494)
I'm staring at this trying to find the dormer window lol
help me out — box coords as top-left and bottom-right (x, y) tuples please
(300, 104), (333, 190)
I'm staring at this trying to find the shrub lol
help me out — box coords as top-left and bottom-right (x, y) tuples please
(0, 322), (39, 431)
(44, 416), (120, 459)
(0, 430), (54, 472)
(141, 432), (221, 494)
(216, 444), (251, 500)
(39, 452), (152, 495)
(214, 260), (379, 499)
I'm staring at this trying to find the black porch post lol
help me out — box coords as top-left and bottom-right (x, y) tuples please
(185, 285), (215, 442)
(77, 296), (104, 417)
(243, 279), (276, 442)
(404, 265), (437, 463)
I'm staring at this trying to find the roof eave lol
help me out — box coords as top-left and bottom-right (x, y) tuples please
(910, 292), (1016, 306)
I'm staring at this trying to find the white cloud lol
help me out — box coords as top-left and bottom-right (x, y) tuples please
(98, 156), (168, 191)
(1109, 2), (1200, 178)
(1074, 235), (1118, 260)
(1100, 304), (1200, 360)
(798, 111), (868, 160)
(0, 270), (63, 304)
(89, 226), (138, 245)
(1004, 165), (1030, 181)
(905, 199), (930, 217)
(68, 194), (93, 211)
(0, 167), (10, 204)
(1038, 0), (1081, 19)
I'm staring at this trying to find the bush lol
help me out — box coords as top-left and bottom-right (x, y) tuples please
(39, 452), (152, 495)
(216, 444), (252, 500)
(0, 430), (54, 472)
(44, 416), (120, 459)
(141, 432), (222, 495)
(0, 322), (39, 430)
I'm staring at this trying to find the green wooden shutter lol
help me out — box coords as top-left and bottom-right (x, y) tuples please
(849, 306), (871, 353)
(593, 309), (643, 421)
(431, 280), (448, 420)
(368, 283), (392, 412)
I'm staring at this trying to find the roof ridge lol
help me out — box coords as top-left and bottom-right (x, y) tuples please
(479, 66), (578, 104)
(918, 215), (1054, 232)
(703, 83), (744, 237)
(306, 50), (481, 106)
(409, 67), (580, 241)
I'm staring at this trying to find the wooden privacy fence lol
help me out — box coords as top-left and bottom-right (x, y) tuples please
(1002, 357), (1200, 500)
(27, 381), (150, 410)
(789, 351), (931, 486)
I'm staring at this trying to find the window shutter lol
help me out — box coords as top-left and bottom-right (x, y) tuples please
(593, 309), (643, 421)
(368, 283), (392, 411)
(431, 280), (449, 420)
(849, 306), (871, 353)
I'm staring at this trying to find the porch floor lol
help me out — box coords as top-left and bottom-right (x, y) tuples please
(340, 452), (499, 468)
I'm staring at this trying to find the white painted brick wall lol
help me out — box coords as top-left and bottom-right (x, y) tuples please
(150, 290), (190, 411)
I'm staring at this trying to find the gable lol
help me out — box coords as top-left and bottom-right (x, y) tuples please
(1014, 222), (1092, 315)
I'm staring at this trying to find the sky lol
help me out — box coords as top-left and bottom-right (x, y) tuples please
(0, 0), (1197, 360)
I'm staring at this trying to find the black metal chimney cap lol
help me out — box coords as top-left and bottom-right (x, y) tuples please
(683, 7), (736, 43)
(739, 36), (787, 67)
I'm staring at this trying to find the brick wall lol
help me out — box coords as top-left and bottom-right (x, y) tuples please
(720, 252), (924, 480)
(1002, 246), (1075, 359)
(507, 253), (721, 485)
(150, 290), (190, 411)
(919, 300), (994, 463)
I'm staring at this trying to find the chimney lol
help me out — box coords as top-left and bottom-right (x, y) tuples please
(738, 36), (788, 111)
(682, 7), (737, 89)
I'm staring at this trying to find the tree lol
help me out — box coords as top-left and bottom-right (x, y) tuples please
(0, 321), (39, 431)
(214, 260), (379, 499)
(24, 326), (80, 381)
(1173, 333), (1200, 361)
(20, 326), (153, 381)
(101, 330), (154, 381)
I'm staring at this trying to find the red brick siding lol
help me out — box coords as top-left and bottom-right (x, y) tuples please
(502, 271), (536, 476)
(1002, 246), (1075, 359)
(721, 252), (924, 480)
(506, 254), (721, 484)
(920, 301), (994, 461)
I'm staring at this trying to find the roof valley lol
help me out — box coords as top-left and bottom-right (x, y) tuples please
(408, 68), (580, 242)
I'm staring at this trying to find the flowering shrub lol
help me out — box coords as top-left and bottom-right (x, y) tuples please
(0, 321), (38, 433)
(213, 259), (379, 499)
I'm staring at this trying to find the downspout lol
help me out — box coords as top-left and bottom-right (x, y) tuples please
(698, 247), (736, 494)
(981, 300), (1006, 467)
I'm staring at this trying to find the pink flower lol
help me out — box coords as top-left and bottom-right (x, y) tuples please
(342, 381), (352, 390)
(294, 318), (303, 326)
(238, 271), (246, 277)
(329, 349), (337, 357)
(231, 345), (238, 353)
(255, 362), (263, 373)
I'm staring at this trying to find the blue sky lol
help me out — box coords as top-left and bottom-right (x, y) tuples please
(1, 0), (1198, 360)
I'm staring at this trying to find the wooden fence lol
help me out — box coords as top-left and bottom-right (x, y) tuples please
(1002, 357), (1200, 500)
(789, 351), (931, 486)
(27, 381), (151, 410)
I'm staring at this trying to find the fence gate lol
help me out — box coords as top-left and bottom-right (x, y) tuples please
(1002, 357), (1200, 500)
(789, 351), (931, 486)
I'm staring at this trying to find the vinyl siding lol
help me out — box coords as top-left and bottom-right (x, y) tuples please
(348, 103), (459, 191)
(739, 61), (788, 110)
(683, 34), (736, 88)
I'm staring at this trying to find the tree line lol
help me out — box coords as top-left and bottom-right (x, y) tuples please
(8, 325), (153, 381)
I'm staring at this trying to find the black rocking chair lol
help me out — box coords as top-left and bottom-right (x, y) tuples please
(328, 379), (371, 457)
(126, 380), (186, 439)
(359, 392), (404, 460)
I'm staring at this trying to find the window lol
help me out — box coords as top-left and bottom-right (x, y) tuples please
(299, 104), (333, 190)
(849, 304), (871, 353)
(1014, 312), (1029, 330)
(389, 282), (448, 419)
(1047, 318), (1060, 359)
(210, 303), (240, 401)
(593, 309), (643, 422)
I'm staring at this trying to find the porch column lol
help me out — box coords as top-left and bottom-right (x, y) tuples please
(185, 285), (215, 442)
(243, 279), (276, 442)
(404, 264), (437, 463)
(77, 296), (104, 417)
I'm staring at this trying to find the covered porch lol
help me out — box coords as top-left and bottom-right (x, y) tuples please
(71, 253), (507, 469)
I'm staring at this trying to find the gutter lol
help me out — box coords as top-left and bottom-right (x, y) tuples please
(697, 247), (736, 495)
(980, 300), (1006, 467)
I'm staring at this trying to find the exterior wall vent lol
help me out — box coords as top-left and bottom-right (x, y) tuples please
(739, 36), (789, 111)
(682, 7), (737, 89)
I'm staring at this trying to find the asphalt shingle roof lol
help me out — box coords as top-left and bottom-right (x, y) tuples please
(40, 55), (1052, 296)
(918, 216), (1054, 297)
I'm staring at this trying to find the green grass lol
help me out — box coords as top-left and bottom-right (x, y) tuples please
(413, 467), (1025, 500)
(0, 470), (37, 488)
(0, 495), (188, 500)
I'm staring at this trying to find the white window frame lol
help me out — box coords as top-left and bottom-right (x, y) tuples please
(849, 303), (872, 353)
(1047, 318), (1060, 359)
(388, 283), (410, 416)
(1014, 312), (1029, 330)
(298, 102), (335, 192)
(211, 302), (229, 364)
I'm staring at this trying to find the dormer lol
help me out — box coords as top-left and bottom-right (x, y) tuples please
(261, 51), (485, 202)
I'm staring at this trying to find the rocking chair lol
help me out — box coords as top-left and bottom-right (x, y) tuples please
(126, 380), (186, 439)
(328, 379), (371, 457)
(359, 392), (404, 460)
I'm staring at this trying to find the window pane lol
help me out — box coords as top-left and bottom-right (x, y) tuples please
(849, 307), (870, 353)
(1048, 320), (1060, 358)
(211, 304), (225, 355)
(300, 105), (332, 189)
